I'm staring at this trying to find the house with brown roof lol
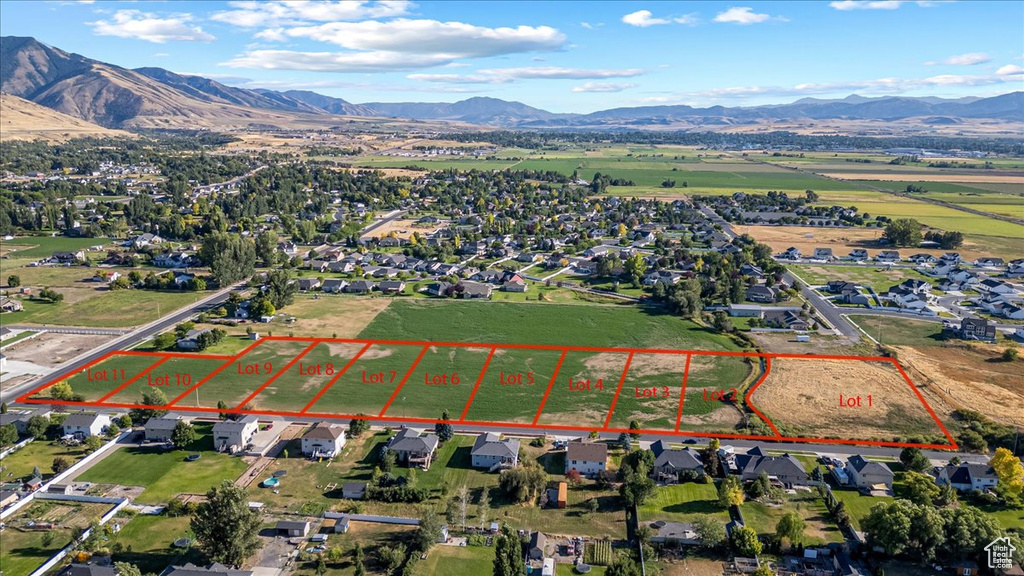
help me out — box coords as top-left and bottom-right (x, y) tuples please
(565, 440), (607, 477)
(301, 422), (346, 458)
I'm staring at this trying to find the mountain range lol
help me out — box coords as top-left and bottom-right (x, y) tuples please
(2, 36), (1021, 131)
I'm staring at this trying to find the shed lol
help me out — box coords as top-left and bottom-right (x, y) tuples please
(277, 520), (310, 537)
(556, 482), (567, 509)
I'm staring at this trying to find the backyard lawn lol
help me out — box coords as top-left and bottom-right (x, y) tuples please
(829, 489), (890, 530)
(637, 482), (729, 524)
(109, 514), (203, 575)
(0, 438), (89, 481)
(76, 423), (248, 504)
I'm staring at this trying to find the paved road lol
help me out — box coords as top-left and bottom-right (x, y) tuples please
(359, 209), (407, 237)
(0, 283), (242, 404)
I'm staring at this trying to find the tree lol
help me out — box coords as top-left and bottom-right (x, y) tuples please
(624, 253), (648, 283)
(901, 471), (941, 505)
(628, 420), (641, 440)
(499, 462), (547, 503)
(191, 481), (263, 567)
(477, 490), (491, 527)
(862, 499), (914, 556)
(751, 567), (776, 576)
(692, 515), (726, 549)
(776, 511), (806, 546)
(172, 420), (197, 450)
(882, 218), (922, 248)
(255, 230), (278, 267)
(730, 525), (762, 556)
(0, 424), (18, 446)
(154, 332), (177, 350)
(619, 471), (656, 507)
(7, 275), (20, 287)
(606, 554), (642, 576)
(990, 447), (1024, 497)
(38, 288), (64, 303)
(585, 497), (599, 515)
(52, 456), (71, 474)
(899, 447), (930, 473)
(456, 485), (470, 528)
(493, 524), (525, 576)
(352, 543), (366, 576)
(380, 449), (397, 474)
(84, 435), (103, 452)
(114, 562), (142, 576)
(435, 410), (454, 443)
(264, 269), (296, 309)
(415, 510), (444, 552)
(199, 232), (256, 285)
(1003, 347), (1019, 362)
(348, 417), (369, 438)
(50, 380), (75, 401)
(26, 415), (49, 438)
(718, 475), (745, 508)
(566, 469), (583, 486)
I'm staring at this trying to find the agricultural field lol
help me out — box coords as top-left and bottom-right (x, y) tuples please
(749, 357), (951, 444)
(75, 423), (249, 504)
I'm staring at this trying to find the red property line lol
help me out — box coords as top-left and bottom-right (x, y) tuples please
(234, 340), (321, 410)
(300, 342), (372, 414)
(602, 351), (635, 430)
(18, 351), (118, 401)
(378, 345), (429, 417)
(17, 397), (959, 450)
(744, 357), (781, 438)
(166, 338), (269, 407)
(889, 357), (960, 450)
(674, 354), (693, 432)
(96, 356), (170, 403)
(459, 347), (496, 422)
(532, 349), (568, 425)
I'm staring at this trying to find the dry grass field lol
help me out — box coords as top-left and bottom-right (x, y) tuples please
(823, 172), (1024, 184)
(360, 218), (443, 239)
(750, 358), (949, 441)
(271, 295), (393, 338)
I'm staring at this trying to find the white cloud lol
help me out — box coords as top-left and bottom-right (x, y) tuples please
(571, 82), (637, 93)
(153, 52), (170, 57)
(407, 73), (512, 84)
(830, 1), (951, 9)
(621, 10), (697, 27)
(222, 19), (566, 72)
(477, 66), (644, 79)
(88, 10), (215, 43)
(580, 22), (603, 29)
(210, 1), (412, 28)
(925, 52), (991, 66)
(996, 64), (1024, 75)
(714, 7), (784, 24)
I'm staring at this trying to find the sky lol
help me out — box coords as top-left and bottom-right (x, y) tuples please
(2, 0), (1023, 113)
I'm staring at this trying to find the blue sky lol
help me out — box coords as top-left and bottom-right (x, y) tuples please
(2, 1), (1022, 113)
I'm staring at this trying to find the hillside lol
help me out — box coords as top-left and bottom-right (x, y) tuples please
(0, 92), (126, 141)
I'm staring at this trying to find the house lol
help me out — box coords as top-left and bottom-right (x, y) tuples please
(346, 280), (376, 294)
(460, 281), (492, 299)
(1, 297), (24, 312)
(212, 415), (259, 453)
(650, 522), (701, 545)
(975, 257), (1006, 268)
(650, 440), (704, 481)
(277, 520), (310, 537)
(59, 565), (118, 576)
(943, 318), (997, 343)
(342, 482), (367, 500)
(379, 280), (406, 294)
(470, 432), (520, 471)
(764, 310), (809, 331)
(740, 264), (764, 278)
(565, 440), (607, 477)
(781, 247), (802, 260)
(935, 462), (999, 492)
(899, 278), (932, 294)
(846, 455), (894, 490)
(301, 422), (346, 458)
(297, 278), (321, 292)
(826, 281), (859, 294)
(728, 304), (764, 318)
(733, 448), (808, 486)
(321, 279), (349, 293)
(166, 564), (253, 576)
(529, 531), (547, 560)
(980, 278), (1018, 295)
(385, 427), (440, 469)
(63, 413), (111, 439)
(909, 253), (937, 264)
(812, 248), (834, 261)
(876, 250), (901, 263)
(745, 285), (777, 303)
(176, 328), (213, 350)
(503, 279), (528, 292)
(145, 413), (189, 442)
(884, 286), (928, 310)
(424, 281), (452, 297)
(848, 249), (869, 261)
(0, 490), (19, 508)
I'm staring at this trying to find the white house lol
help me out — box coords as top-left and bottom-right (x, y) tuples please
(846, 455), (894, 490)
(145, 413), (189, 442)
(212, 415), (259, 454)
(63, 413), (111, 439)
(300, 422), (346, 458)
(935, 463), (999, 492)
(470, 432), (520, 471)
(565, 440), (607, 477)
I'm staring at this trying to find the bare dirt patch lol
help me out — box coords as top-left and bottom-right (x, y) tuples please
(750, 358), (947, 441)
(822, 172), (1024, 184)
(283, 295), (392, 338)
(360, 218), (444, 239)
(2, 332), (116, 368)
(732, 224), (997, 262)
(894, 344), (1024, 428)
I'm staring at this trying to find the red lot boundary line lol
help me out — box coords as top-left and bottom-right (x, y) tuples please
(300, 342), (372, 414)
(234, 339), (321, 410)
(377, 345), (429, 417)
(532, 349), (568, 425)
(602, 351), (635, 429)
(673, 354), (693, 432)
(96, 356), (170, 403)
(459, 346), (496, 422)
(743, 357), (781, 438)
(15, 336), (957, 450)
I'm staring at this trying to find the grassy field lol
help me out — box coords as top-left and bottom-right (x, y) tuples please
(109, 514), (203, 575)
(637, 482), (729, 524)
(790, 264), (938, 295)
(829, 489), (889, 530)
(104, 355), (227, 405)
(414, 543), (495, 575)
(0, 236), (109, 259)
(30, 352), (165, 401)
(740, 491), (844, 545)
(0, 501), (110, 576)
(0, 438), (89, 481)
(846, 315), (945, 348)
(76, 423), (248, 504)
(4, 289), (203, 328)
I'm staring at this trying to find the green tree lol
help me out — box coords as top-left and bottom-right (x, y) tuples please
(775, 511), (806, 546)
(1003, 347), (1019, 362)
(493, 524), (525, 576)
(7, 275), (20, 287)
(84, 435), (103, 452)
(730, 525), (762, 556)
(191, 481), (263, 567)
(606, 554), (642, 576)
(882, 218), (922, 247)
(353, 543), (366, 576)
(718, 475), (745, 508)
(899, 447), (930, 473)
(154, 332), (177, 350)
(692, 515), (726, 549)
(0, 424), (18, 446)
(50, 380), (75, 401)
(414, 510), (444, 552)
(628, 419), (641, 440)
(255, 230), (278, 267)
(264, 269), (296, 309)
(435, 410), (454, 443)
(52, 456), (71, 474)
(624, 253), (648, 283)
(901, 471), (941, 505)
(26, 415), (49, 438)
(172, 420), (197, 450)
(199, 232), (256, 285)
(114, 562), (142, 576)
(751, 566), (776, 576)
(348, 416), (369, 438)
(862, 499), (914, 556)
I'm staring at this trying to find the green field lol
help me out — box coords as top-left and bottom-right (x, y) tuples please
(304, 343), (425, 416)
(30, 352), (165, 402)
(255, 341), (367, 412)
(415, 545), (498, 576)
(0, 438), (89, 481)
(846, 315), (945, 348)
(1, 236), (109, 259)
(0, 501), (110, 576)
(104, 355), (226, 405)
(4, 289), (203, 328)
(174, 339), (312, 409)
(829, 489), (890, 530)
(637, 482), (729, 523)
(76, 423), (249, 504)
(741, 491), (844, 545)
(109, 514), (202, 575)
(791, 264), (938, 295)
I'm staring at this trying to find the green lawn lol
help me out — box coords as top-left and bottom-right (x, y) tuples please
(1, 236), (109, 259)
(829, 489), (890, 531)
(109, 514), (203, 575)
(791, 264), (938, 295)
(637, 482), (729, 523)
(0, 501), (110, 576)
(77, 423), (248, 504)
(557, 564), (608, 576)
(5, 289), (204, 328)
(0, 438), (89, 481)
(414, 543), (495, 575)
(741, 491), (844, 545)
(846, 315), (945, 348)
